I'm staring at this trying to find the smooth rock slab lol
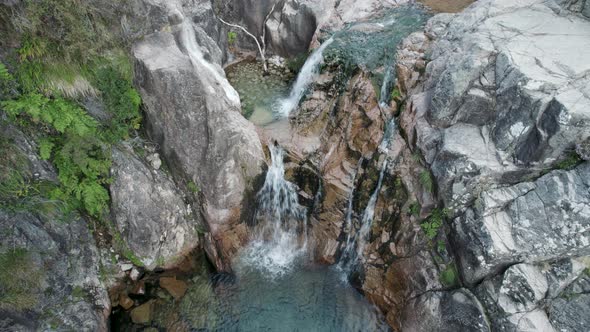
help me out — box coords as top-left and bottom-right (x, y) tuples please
(452, 162), (590, 285)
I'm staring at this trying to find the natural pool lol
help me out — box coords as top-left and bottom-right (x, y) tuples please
(225, 60), (294, 126)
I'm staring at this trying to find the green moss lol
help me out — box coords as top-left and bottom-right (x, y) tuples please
(390, 88), (402, 102)
(71, 285), (86, 299)
(187, 181), (200, 194)
(0, 248), (43, 311)
(440, 263), (459, 287)
(555, 152), (582, 170)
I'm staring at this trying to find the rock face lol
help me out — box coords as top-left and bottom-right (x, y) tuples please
(0, 126), (108, 331)
(110, 145), (199, 269)
(132, 2), (265, 270)
(218, 0), (411, 57)
(453, 163), (590, 285)
(388, 0), (590, 330)
(400, 0), (590, 209)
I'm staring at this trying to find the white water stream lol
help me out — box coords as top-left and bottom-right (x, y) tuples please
(238, 145), (308, 278)
(277, 37), (334, 116)
(340, 118), (397, 273)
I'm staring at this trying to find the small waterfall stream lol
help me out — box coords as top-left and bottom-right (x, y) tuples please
(277, 37), (334, 116)
(379, 66), (394, 108)
(238, 144), (308, 278)
(339, 118), (398, 274)
(180, 20), (241, 105)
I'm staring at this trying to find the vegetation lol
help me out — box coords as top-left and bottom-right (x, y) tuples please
(286, 53), (308, 73)
(227, 31), (237, 45)
(419, 170), (434, 193)
(0, 248), (43, 310)
(390, 88), (402, 102)
(187, 181), (200, 194)
(555, 151), (582, 170)
(420, 208), (449, 240)
(408, 202), (421, 217)
(439, 263), (459, 287)
(0, 0), (142, 220)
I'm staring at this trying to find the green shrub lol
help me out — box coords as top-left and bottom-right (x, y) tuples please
(0, 248), (43, 311)
(227, 31), (237, 45)
(2, 94), (110, 217)
(93, 64), (142, 142)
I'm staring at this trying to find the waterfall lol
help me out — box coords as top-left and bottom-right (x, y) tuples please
(340, 118), (397, 273)
(180, 20), (241, 105)
(379, 117), (397, 153)
(340, 158), (364, 266)
(379, 66), (394, 108)
(277, 37), (335, 116)
(239, 144), (308, 278)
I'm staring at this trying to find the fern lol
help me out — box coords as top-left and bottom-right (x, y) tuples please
(39, 139), (54, 160)
(0, 62), (12, 81)
(419, 170), (434, 193)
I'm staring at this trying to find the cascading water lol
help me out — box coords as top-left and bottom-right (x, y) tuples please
(180, 20), (241, 105)
(277, 37), (334, 116)
(340, 118), (397, 273)
(238, 144), (308, 278)
(379, 66), (394, 108)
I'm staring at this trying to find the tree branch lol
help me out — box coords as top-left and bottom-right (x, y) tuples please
(218, 17), (268, 73)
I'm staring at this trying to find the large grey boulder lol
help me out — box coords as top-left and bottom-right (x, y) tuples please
(452, 163), (590, 285)
(110, 145), (199, 269)
(133, 17), (264, 270)
(400, 0), (590, 208)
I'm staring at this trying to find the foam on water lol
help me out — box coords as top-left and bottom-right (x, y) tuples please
(238, 144), (307, 278)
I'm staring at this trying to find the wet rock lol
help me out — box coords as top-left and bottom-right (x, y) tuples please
(130, 300), (155, 324)
(110, 145), (199, 269)
(133, 20), (265, 271)
(159, 277), (188, 300)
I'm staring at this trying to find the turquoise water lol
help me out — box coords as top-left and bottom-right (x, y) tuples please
(210, 260), (390, 332)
